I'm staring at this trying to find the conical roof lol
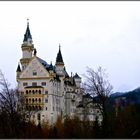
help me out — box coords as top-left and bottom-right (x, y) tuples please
(16, 64), (21, 72)
(56, 44), (64, 64)
(23, 19), (32, 43)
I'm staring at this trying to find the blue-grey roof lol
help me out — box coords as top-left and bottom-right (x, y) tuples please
(37, 57), (50, 69)
(56, 45), (64, 64)
(23, 22), (32, 42)
(49, 62), (54, 71)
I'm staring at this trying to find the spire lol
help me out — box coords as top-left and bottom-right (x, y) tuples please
(23, 19), (32, 43)
(56, 44), (64, 64)
(16, 63), (21, 72)
(49, 61), (54, 71)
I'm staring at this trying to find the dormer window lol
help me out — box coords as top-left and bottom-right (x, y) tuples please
(33, 71), (37, 76)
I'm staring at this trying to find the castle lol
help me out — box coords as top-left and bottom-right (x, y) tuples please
(16, 20), (102, 125)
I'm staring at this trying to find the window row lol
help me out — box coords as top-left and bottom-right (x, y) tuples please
(26, 105), (42, 111)
(26, 98), (42, 103)
(23, 82), (46, 87)
(26, 90), (42, 94)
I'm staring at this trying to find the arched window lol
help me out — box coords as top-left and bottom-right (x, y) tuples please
(32, 106), (35, 110)
(28, 106), (30, 110)
(39, 98), (41, 103)
(36, 90), (38, 94)
(26, 90), (28, 94)
(39, 90), (41, 94)
(32, 98), (34, 103)
(29, 90), (31, 94)
(35, 106), (38, 110)
(32, 90), (35, 94)
(35, 98), (37, 102)
(29, 98), (31, 103)
(26, 106), (28, 110)
(37, 113), (41, 120)
(39, 106), (41, 110)
(26, 98), (28, 103)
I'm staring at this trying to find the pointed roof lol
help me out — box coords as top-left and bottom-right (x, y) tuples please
(16, 63), (21, 72)
(49, 61), (54, 71)
(23, 19), (32, 43)
(37, 57), (50, 70)
(56, 44), (64, 64)
(73, 73), (81, 79)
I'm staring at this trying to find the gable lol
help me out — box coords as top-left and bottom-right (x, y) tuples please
(20, 57), (50, 79)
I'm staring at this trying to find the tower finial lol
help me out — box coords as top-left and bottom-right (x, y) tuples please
(27, 18), (29, 26)
(59, 43), (61, 50)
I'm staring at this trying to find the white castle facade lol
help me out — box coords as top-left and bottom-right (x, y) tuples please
(16, 21), (102, 125)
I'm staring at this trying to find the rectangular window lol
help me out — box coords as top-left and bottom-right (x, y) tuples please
(23, 82), (28, 86)
(45, 98), (48, 103)
(45, 91), (48, 94)
(41, 82), (46, 86)
(33, 71), (37, 76)
(32, 82), (37, 86)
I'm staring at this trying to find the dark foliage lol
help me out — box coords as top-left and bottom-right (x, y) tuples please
(1, 70), (140, 138)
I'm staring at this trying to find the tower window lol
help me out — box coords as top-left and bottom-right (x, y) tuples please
(33, 71), (37, 76)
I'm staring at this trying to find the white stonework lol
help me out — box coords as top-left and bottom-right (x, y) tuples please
(16, 22), (102, 125)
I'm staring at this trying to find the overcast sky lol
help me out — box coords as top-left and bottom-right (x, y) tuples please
(0, 1), (140, 92)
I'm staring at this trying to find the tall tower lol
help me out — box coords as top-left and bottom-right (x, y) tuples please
(55, 44), (64, 76)
(20, 19), (34, 70)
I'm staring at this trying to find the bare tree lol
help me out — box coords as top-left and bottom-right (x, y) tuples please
(84, 67), (113, 126)
(16, 92), (36, 123)
(0, 70), (21, 137)
(0, 70), (37, 137)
